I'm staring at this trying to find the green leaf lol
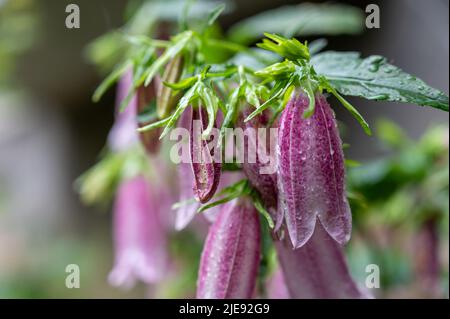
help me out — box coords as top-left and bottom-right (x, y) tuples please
(254, 60), (296, 79)
(257, 33), (310, 61)
(197, 194), (237, 213)
(251, 194), (275, 229)
(197, 179), (248, 213)
(245, 76), (295, 122)
(245, 86), (260, 108)
(163, 76), (198, 90)
(228, 3), (364, 44)
(159, 80), (200, 139)
(302, 80), (316, 118)
(199, 84), (219, 138)
(326, 84), (372, 135)
(92, 60), (131, 102)
(218, 87), (240, 151)
(137, 117), (171, 132)
(312, 51), (449, 111)
(207, 3), (226, 26)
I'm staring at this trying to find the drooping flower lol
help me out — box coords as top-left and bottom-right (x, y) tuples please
(196, 198), (261, 299)
(190, 105), (221, 203)
(108, 176), (168, 289)
(277, 91), (352, 248)
(275, 221), (368, 299)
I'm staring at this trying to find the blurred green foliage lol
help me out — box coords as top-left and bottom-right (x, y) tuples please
(0, 0), (39, 86)
(347, 120), (449, 298)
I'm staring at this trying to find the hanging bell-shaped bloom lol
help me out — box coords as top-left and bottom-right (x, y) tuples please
(190, 106), (221, 204)
(277, 92), (351, 248)
(108, 176), (168, 289)
(108, 70), (139, 151)
(275, 221), (368, 299)
(197, 198), (261, 299)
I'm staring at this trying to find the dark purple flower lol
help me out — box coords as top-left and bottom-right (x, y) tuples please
(196, 198), (261, 299)
(275, 222), (368, 298)
(277, 92), (351, 248)
(190, 106), (221, 204)
(108, 176), (168, 289)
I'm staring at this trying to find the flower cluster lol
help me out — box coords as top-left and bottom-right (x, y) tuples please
(80, 2), (448, 299)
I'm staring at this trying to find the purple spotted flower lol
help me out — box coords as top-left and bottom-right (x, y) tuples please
(196, 198), (261, 299)
(277, 92), (352, 248)
(108, 176), (168, 289)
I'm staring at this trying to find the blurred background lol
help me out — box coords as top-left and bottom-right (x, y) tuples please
(0, 0), (448, 298)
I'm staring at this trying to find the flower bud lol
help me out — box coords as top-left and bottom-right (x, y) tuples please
(197, 198), (261, 299)
(190, 106), (221, 203)
(157, 55), (184, 119)
(277, 92), (351, 248)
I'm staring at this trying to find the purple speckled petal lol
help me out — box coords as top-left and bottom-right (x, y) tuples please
(108, 70), (139, 151)
(108, 176), (168, 289)
(190, 106), (222, 203)
(275, 222), (369, 299)
(196, 198), (261, 299)
(314, 94), (352, 243)
(277, 92), (351, 248)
